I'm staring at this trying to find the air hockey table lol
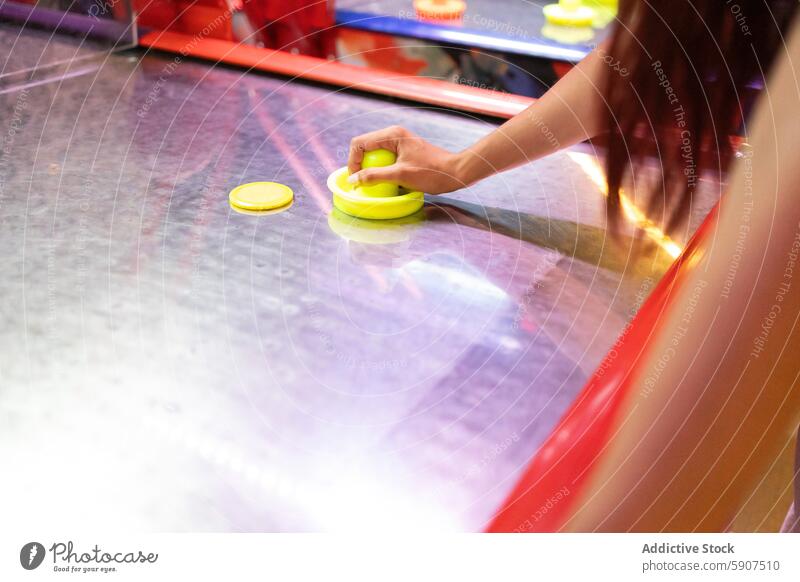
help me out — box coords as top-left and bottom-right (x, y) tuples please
(0, 25), (718, 532)
(336, 0), (613, 63)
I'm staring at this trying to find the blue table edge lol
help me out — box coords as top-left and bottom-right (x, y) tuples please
(335, 9), (592, 63)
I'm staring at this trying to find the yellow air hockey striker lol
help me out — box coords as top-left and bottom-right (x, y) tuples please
(327, 149), (424, 220)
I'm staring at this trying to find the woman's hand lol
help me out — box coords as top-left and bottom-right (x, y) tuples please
(347, 126), (466, 195)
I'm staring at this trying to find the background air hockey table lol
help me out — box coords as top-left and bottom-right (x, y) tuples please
(336, 0), (610, 62)
(0, 29), (720, 531)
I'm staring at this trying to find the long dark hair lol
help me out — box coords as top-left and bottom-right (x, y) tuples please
(603, 0), (797, 235)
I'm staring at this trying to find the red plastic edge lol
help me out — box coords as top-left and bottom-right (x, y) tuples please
(486, 204), (721, 532)
(138, 30), (533, 119)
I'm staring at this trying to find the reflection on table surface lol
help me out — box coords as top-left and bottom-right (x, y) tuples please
(0, 20), (110, 81)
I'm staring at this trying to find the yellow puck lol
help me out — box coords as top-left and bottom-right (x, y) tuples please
(229, 182), (293, 211)
(543, 3), (595, 27)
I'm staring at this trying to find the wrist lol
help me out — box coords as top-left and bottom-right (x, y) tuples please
(452, 149), (487, 188)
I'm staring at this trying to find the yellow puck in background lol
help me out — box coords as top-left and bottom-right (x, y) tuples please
(543, 1), (595, 27)
(229, 182), (293, 211)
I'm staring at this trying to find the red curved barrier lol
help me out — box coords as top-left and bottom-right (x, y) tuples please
(487, 205), (720, 532)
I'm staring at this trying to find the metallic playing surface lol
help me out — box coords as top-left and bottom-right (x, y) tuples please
(0, 33), (716, 531)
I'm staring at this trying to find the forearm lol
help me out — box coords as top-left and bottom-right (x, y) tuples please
(455, 43), (611, 185)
